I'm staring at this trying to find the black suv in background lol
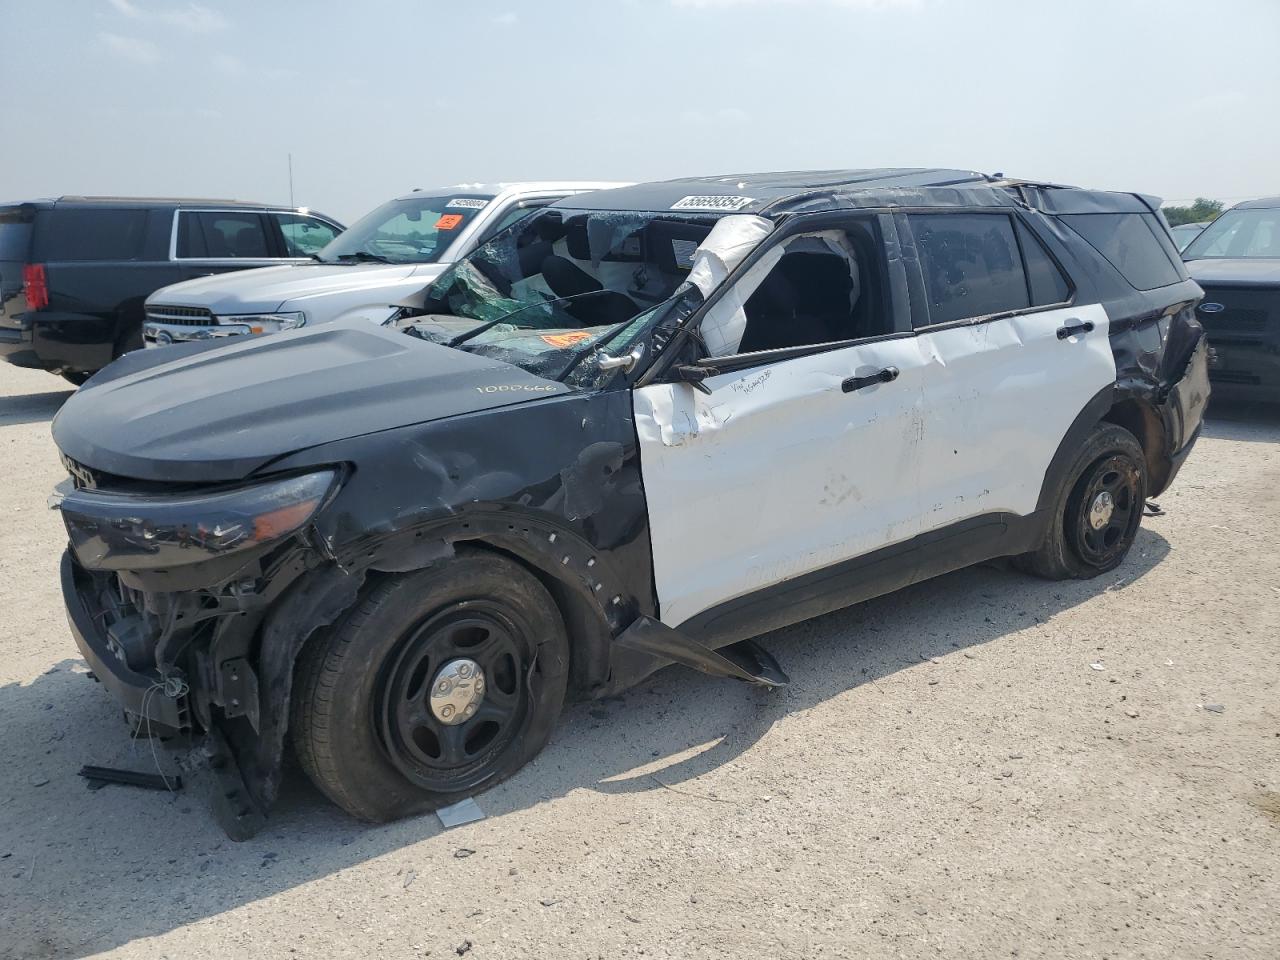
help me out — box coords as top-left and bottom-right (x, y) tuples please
(1181, 196), (1280, 401)
(0, 197), (343, 383)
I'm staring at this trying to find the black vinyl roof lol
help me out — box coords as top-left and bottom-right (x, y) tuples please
(560, 168), (1159, 218)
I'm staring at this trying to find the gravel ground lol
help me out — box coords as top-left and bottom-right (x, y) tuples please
(0, 361), (1277, 960)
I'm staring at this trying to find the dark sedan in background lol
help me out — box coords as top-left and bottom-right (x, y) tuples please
(1182, 196), (1280, 402)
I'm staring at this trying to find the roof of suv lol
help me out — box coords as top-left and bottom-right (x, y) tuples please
(2, 196), (315, 212)
(560, 168), (1159, 218)
(1234, 196), (1280, 210)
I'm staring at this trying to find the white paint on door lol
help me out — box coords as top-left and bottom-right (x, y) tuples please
(634, 336), (931, 628)
(913, 302), (1114, 526)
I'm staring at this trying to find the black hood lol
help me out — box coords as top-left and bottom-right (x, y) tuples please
(52, 321), (570, 483)
(1184, 258), (1280, 287)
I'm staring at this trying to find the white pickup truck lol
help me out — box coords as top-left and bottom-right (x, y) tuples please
(142, 181), (628, 346)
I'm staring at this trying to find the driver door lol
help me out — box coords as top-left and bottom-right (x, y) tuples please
(632, 217), (930, 630)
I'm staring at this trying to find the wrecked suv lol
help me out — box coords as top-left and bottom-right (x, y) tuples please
(51, 169), (1209, 837)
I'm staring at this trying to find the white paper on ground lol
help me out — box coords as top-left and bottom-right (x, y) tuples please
(436, 797), (486, 828)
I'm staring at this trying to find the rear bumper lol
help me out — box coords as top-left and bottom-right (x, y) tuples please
(0, 314), (114, 373)
(60, 550), (187, 733)
(1153, 335), (1211, 495)
(0, 326), (42, 368)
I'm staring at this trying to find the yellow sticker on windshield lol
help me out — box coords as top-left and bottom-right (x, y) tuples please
(539, 331), (593, 348)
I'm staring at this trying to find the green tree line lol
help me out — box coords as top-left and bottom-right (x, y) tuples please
(1162, 198), (1224, 227)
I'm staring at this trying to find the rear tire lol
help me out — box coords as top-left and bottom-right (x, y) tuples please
(1017, 423), (1147, 580)
(291, 549), (570, 822)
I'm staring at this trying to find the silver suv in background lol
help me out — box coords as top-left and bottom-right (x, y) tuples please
(143, 181), (629, 346)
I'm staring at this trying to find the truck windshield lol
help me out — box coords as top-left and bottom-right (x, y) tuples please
(1182, 208), (1280, 260)
(315, 194), (493, 264)
(394, 207), (718, 384)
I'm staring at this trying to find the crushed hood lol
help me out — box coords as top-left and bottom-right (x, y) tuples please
(52, 321), (570, 483)
(1185, 258), (1280, 287)
(146, 262), (440, 314)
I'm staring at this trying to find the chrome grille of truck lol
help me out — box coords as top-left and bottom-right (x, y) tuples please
(145, 304), (215, 327)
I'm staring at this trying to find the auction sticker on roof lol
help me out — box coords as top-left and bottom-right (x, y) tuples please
(447, 198), (490, 209)
(670, 195), (756, 212)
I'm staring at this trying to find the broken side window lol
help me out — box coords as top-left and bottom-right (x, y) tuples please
(909, 213), (1031, 326)
(697, 218), (891, 358)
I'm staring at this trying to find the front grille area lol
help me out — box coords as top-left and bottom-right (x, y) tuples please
(1197, 287), (1276, 334)
(146, 304), (215, 326)
(1210, 370), (1262, 385)
(62, 454), (121, 491)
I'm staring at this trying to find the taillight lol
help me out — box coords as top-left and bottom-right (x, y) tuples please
(22, 264), (48, 311)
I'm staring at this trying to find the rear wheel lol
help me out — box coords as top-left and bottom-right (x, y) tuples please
(291, 549), (570, 822)
(1018, 423), (1147, 580)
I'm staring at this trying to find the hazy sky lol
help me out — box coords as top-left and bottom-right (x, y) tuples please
(4, 0), (1278, 222)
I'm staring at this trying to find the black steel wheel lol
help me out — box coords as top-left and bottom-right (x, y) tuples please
(378, 604), (533, 793)
(1066, 454), (1141, 569)
(1017, 422), (1148, 580)
(291, 549), (570, 823)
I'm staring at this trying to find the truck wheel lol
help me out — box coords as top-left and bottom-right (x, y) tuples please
(1018, 423), (1147, 580)
(291, 549), (570, 822)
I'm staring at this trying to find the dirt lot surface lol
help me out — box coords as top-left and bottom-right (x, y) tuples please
(0, 361), (1277, 959)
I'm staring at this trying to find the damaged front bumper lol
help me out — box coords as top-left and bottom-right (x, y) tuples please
(61, 550), (189, 735)
(52, 469), (350, 836)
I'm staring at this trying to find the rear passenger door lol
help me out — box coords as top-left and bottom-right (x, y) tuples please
(903, 211), (1116, 531)
(172, 209), (284, 281)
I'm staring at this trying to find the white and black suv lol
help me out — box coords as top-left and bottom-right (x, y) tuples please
(142, 181), (627, 346)
(51, 169), (1209, 837)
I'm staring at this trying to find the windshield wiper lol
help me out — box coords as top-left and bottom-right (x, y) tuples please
(335, 251), (391, 264)
(554, 285), (698, 382)
(445, 289), (625, 347)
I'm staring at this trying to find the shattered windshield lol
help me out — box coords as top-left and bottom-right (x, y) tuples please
(315, 194), (492, 264)
(394, 207), (721, 385)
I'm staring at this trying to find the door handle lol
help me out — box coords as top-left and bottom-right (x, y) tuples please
(1056, 320), (1095, 340)
(842, 366), (899, 393)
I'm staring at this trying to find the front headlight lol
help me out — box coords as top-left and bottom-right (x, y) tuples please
(56, 470), (337, 571)
(218, 311), (307, 333)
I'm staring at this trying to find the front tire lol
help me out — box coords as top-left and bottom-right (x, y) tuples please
(291, 549), (570, 822)
(1018, 423), (1147, 580)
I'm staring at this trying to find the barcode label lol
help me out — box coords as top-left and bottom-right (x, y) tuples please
(670, 195), (756, 212)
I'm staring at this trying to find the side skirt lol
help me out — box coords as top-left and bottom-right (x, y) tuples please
(678, 510), (1046, 651)
(614, 616), (790, 688)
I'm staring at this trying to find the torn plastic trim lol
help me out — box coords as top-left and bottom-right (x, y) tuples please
(235, 562), (369, 816)
(614, 615), (789, 688)
(335, 506), (639, 634)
